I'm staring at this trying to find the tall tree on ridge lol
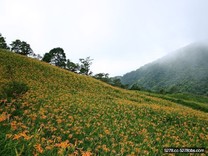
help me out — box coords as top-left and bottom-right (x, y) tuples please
(42, 52), (52, 63)
(79, 56), (93, 75)
(10, 39), (33, 56)
(42, 47), (66, 68)
(0, 33), (10, 50)
(66, 59), (80, 73)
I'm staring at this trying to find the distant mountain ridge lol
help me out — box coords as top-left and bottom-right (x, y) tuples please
(121, 42), (208, 95)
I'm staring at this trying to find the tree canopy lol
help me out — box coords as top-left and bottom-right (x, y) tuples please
(42, 47), (66, 68)
(66, 59), (80, 73)
(10, 39), (33, 55)
(93, 73), (110, 83)
(0, 33), (9, 50)
(79, 57), (93, 75)
(42, 52), (52, 63)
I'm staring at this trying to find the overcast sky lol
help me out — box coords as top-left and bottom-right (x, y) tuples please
(1, 0), (208, 76)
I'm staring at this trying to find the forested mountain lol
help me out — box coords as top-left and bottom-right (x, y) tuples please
(121, 42), (208, 95)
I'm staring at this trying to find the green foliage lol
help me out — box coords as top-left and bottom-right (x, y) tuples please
(93, 74), (128, 89)
(42, 52), (52, 63)
(0, 33), (10, 50)
(66, 59), (80, 73)
(110, 78), (126, 88)
(10, 39), (33, 56)
(4, 65), (15, 81)
(79, 56), (93, 75)
(121, 43), (208, 95)
(169, 93), (208, 103)
(49, 47), (66, 68)
(1, 63), (29, 99)
(1, 81), (29, 99)
(130, 83), (143, 91)
(93, 73), (110, 83)
(42, 47), (66, 68)
(143, 92), (208, 113)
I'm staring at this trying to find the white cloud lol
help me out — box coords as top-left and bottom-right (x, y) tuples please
(1, 0), (208, 76)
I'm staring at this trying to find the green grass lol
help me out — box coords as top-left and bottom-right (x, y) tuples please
(168, 93), (208, 104)
(142, 92), (208, 113)
(0, 49), (208, 155)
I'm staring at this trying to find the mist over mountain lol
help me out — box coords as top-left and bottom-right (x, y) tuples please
(121, 42), (208, 95)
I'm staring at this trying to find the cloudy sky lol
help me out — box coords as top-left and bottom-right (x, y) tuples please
(1, 0), (208, 76)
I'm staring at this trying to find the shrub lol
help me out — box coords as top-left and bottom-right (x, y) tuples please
(2, 81), (29, 98)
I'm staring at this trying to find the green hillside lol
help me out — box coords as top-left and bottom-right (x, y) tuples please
(121, 43), (208, 95)
(0, 49), (207, 155)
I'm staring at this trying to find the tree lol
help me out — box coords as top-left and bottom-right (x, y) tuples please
(10, 39), (21, 53)
(66, 59), (80, 73)
(79, 56), (93, 75)
(0, 33), (10, 50)
(10, 39), (33, 55)
(111, 78), (123, 87)
(42, 52), (52, 63)
(42, 47), (66, 68)
(130, 83), (143, 91)
(93, 73), (110, 83)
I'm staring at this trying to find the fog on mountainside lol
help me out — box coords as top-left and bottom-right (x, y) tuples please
(121, 42), (208, 95)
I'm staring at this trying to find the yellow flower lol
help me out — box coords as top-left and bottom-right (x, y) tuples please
(82, 151), (91, 156)
(34, 144), (43, 153)
(104, 129), (110, 135)
(45, 145), (53, 150)
(0, 112), (7, 122)
(6, 134), (12, 139)
(156, 137), (160, 141)
(13, 131), (33, 140)
(55, 140), (70, 148)
(13, 134), (22, 140)
(10, 121), (17, 130)
(135, 147), (140, 153)
(68, 134), (73, 139)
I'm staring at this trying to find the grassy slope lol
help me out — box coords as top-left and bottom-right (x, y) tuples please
(0, 50), (207, 155)
(142, 92), (208, 113)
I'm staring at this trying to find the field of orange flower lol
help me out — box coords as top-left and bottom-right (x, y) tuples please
(0, 49), (207, 155)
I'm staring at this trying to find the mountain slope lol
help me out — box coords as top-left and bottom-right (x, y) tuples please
(0, 49), (207, 155)
(121, 42), (208, 95)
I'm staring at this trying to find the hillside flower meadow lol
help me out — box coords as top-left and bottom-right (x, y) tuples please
(0, 50), (207, 155)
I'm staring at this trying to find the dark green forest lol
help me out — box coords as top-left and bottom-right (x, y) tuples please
(121, 43), (208, 95)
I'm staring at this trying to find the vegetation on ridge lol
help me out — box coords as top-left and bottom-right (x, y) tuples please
(121, 43), (208, 95)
